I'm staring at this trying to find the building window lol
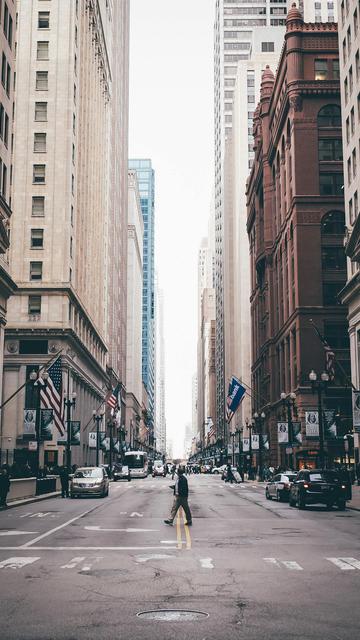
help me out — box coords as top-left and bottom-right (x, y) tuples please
(261, 42), (274, 52)
(38, 11), (50, 29)
(28, 296), (41, 315)
(1, 163), (7, 199)
(30, 261), (43, 281)
(34, 132), (46, 153)
(315, 59), (328, 81)
(32, 196), (45, 216)
(355, 191), (359, 218)
(3, 112), (8, 146)
(36, 70), (48, 90)
(345, 77), (349, 104)
(318, 139), (343, 161)
(347, 26), (352, 54)
(33, 164), (46, 183)
(1, 52), (6, 87)
(333, 59), (340, 80)
(319, 173), (344, 195)
(317, 105), (341, 127)
(35, 101), (47, 121)
(353, 148), (357, 178)
(323, 283), (342, 305)
(31, 228), (44, 249)
(322, 246), (346, 271)
(36, 41), (49, 60)
(321, 211), (346, 235)
(351, 107), (355, 134)
(356, 50), (360, 80)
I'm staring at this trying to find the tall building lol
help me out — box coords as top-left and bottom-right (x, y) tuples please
(247, 6), (350, 469)
(0, 0), (17, 463)
(128, 159), (156, 442)
(338, 0), (360, 461)
(3, 0), (129, 470)
(125, 170), (143, 443)
(155, 281), (166, 454)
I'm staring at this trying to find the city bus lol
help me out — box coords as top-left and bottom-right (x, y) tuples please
(124, 450), (149, 478)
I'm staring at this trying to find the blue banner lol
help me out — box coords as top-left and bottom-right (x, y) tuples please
(226, 376), (246, 422)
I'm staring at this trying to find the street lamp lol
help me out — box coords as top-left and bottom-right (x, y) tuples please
(92, 409), (104, 467)
(280, 392), (297, 470)
(230, 430), (236, 466)
(64, 392), (76, 471)
(253, 411), (266, 480)
(309, 370), (329, 468)
(29, 369), (49, 475)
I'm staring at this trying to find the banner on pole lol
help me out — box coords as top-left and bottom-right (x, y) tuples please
(277, 422), (288, 444)
(242, 437), (250, 452)
(262, 434), (270, 450)
(251, 434), (259, 450)
(352, 391), (360, 427)
(305, 411), (319, 438)
(70, 421), (81, 445)
(225, 376), (246, 423)
(292, 421), (302, 445)
(89, 432), (97, 449)
(24, 409), (36, 437)
(40, 409), (54, 441)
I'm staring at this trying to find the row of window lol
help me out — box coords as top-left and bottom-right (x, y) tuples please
(345, 98), (360, 143)
(1, 50), (11, 96)
(0, 101), (9, 146)
(314, 58), (340, 81)
(1, 2), (13, 49)
(343, 55), (360, 104)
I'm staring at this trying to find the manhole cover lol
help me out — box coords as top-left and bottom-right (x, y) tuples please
(137, 609), (209, 622)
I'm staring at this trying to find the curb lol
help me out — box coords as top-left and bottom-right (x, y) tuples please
(3, 491), (61, 510)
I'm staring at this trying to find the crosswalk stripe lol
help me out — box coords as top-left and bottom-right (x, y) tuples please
(339, 557), (360, 570)
(263, 557), (281, 567)
(61, 557), (85, 569)
(0, 557), (40, 569)
(327, 557), (356, 570)
(282, 561), (303, 571)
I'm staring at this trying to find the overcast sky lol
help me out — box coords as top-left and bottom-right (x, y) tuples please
(129, 0), (215, 457)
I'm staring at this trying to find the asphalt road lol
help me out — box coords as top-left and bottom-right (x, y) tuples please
(0, 474), (360, 640)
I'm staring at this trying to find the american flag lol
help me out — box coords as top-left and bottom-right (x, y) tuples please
(39, 356), (65, 436)
(107, 383), (120, 410)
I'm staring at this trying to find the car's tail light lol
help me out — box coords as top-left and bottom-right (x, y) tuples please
(303, 483), (309, 489)
(341, 484), (346, 489)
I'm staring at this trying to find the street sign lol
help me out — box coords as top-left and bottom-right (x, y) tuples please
(277, 422), (288, 444)
(305, 411), (319, 438)
(28, 441), (38, 451)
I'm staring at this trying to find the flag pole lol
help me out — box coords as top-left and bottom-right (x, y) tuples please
(308, 318), (357, 391)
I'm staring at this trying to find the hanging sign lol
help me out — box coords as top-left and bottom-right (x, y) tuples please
(251, 434), (259, 450)
(277, 422), (288, 444)
(24, 409), (36, 437)
(292, 421), (302, 445)
(262, 434), (270, 450)
(242, 437), (250, 452)
(352, 391), (360, 427)
(40, 409), (54, 441)
(305, 411), (319, 438)
(89, 432), (97, 449)
(70, 421), (81, 445)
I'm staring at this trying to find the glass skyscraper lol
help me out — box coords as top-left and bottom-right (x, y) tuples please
(128, 159), (155, 435)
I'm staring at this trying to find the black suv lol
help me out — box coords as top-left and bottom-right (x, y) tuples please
(289, 469), (348, 510)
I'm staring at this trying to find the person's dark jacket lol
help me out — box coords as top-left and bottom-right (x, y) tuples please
(0, 471), (10, 493)
(173, 474), (189, 498)
(59, 467), (69, 483)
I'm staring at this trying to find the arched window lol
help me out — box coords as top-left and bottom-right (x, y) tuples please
(321, 210), (345, 235)
(317, 105), (341, 127)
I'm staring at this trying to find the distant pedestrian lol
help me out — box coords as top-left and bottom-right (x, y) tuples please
(226, 463), (234, 483)
(59, 465), (70, 498)
(0, 466), (11, 508)
(164, 466), (192, 526)
(171, 464), (176, 479)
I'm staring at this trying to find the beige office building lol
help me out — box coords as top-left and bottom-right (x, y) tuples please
(0, 0), (17, 463)
(2, 1), (129, 470)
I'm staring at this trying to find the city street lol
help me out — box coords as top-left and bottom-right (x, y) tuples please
(0, 475), (360, 639)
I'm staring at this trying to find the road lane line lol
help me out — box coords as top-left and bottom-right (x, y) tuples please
(200, 558), (214, 569)
(340, 557), (360, 570)
(0, 546), (178, 551)
(176, 512), (182, 549)
(84, 526), (159, 532)
(263, 557), (281, 567)
(327, 557), (356, 570)
(61, 557), (86, 569)
(20, 505), (100, 548)
(135, 553), (177, 563)
(0, 530), (39, 536)
(182, 512), (191, 550)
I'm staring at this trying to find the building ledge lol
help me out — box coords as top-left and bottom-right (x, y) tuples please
(344, 215), (360, 261)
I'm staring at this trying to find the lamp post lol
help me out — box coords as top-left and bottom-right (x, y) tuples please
(107, 418), (115, 473)
(309, 370), (329, 469)
(235, 426), (242, 467)
(231, 431), (236, 466)
(29, 369), (49, 475)
(280, 391), (297, 470)
(253, 411), (266, 480)
(245, 418), (253, 475)
(92, 410), (104, 467)
(64, 391), (76, 471)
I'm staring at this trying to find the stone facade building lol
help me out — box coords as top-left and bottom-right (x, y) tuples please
(0, 0), (17, 463)
(2, 1), (129, 471)
(247, 5), (351, 469)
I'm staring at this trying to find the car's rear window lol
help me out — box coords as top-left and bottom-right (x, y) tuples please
(284, 474), (296, 482)
(309, 472), (341, 482)
(74, 469), (103, 478)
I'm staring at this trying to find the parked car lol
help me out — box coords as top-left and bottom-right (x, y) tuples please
(265, 472), (297, 502)
(200, 464), (212, 474)
(152, 460), (166, 477)
(289, 469), (348, 510)
(70, 467), (109, 498)
(211, 464), (226, 475)
(112, 463), (131, 482)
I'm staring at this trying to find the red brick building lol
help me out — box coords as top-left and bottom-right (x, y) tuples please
(246, 5), (351, 469)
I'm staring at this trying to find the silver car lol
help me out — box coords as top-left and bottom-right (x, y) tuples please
(70, 467), (109, 498)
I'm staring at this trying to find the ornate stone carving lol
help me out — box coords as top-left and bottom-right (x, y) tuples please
(6, 341), (18, 353)
(289, 94), (303, 112)
(48, 342), (59, 354)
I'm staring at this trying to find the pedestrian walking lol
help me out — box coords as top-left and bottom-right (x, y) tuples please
(0, 466), (11, 508)
(226, 462), (234, 483)
(171, 463), (176, 479)
(164, 466), (192, 526)
(59, 465), (70, 498)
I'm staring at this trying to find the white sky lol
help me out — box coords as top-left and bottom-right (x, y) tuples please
(129, 0), (215, 457)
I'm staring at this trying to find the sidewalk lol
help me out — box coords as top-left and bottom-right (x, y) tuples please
(1, 490), (61, 511)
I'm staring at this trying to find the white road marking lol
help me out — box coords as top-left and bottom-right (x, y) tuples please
(0, 556), (40, 569)
(327, 557), (356, 570)
(84, 526), (159, 533)
(119, 512), (127, 515)
(0, 530), (39, 536)
(130, 512), (143, 518)
(0, 546), (178, 551)
(282, 561), (303, 571)
(19, 513), (34, 518)
(21, 505), (100, 548)
(200, 558), (214, 569)
(135, 553), (177, 563)
(263, 557), (281, 567)
(341, 557), (360, 570)
(61, 556), (86, 569)
(161, 540), (185, 544)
